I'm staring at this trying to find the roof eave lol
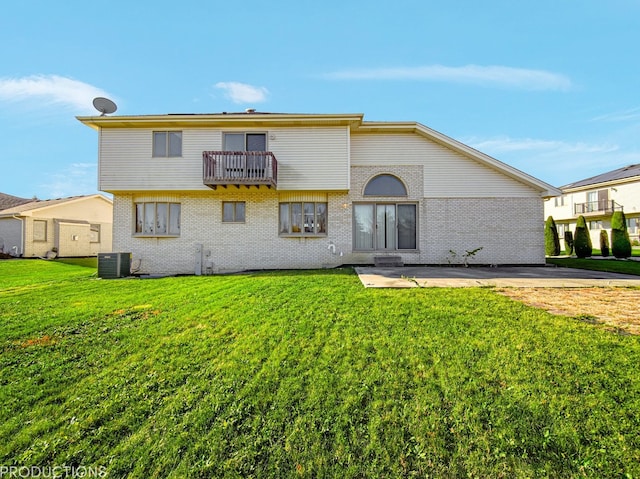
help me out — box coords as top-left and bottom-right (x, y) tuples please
(77, 113), (365, 130)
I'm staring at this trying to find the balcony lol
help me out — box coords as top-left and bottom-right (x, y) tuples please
(573, 200), (623, 216)
(203, 151), (277, 189)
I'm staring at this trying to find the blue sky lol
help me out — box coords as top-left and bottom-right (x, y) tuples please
(1, 0), (639, 199)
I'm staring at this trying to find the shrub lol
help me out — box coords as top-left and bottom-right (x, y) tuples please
(599, 230), (610, 257)
(574, 215), (592, 258)
(544, 216), (561, 256)
(611, 211), (632, 258)
(564, 231), (574, 256)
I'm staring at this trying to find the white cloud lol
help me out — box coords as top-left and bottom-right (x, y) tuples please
(465, 136), (618, 154)
(40, 162), (99, 198)
(214, 82), (269, 104)
(590, 107), (640, 122)
(325, 64), (572, 91)
(0, 75), (110, 113)
(463, 135), (637, 187)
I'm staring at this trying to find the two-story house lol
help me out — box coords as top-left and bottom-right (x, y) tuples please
(544, 164), (640, 247)
(78, 111), (559, 275)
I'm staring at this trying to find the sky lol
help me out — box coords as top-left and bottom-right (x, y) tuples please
(1, 0), (639, 199)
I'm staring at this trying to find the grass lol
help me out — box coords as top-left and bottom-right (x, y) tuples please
(547, 257), (640, 275)
(559, 247), (640, 257)
(54, 257), (98, 268)
(1, 260), (640, 478)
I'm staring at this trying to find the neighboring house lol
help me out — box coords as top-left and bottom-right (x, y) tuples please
(0, 194), (113, 257)
(77, 111), (559, 275)
(0, 192), (31, 210)
(544, 164), (640, 247)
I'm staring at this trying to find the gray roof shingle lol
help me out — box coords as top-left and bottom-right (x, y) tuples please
(0, 192), (32, 211)
(562, 164), (640, 189)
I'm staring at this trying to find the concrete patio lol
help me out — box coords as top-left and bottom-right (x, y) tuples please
(355, 265), (640, 288)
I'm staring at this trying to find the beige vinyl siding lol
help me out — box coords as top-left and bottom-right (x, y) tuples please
(351, 133), (537, 198)
(99, 129), (217, 191)
(99, 127), (349, 192)
(26, 198), (113, 223)
(269, 127), (349, 190)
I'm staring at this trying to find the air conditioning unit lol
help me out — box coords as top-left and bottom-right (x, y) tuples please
(98, 252), (132, 279)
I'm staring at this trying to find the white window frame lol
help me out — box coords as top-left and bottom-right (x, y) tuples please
(588, 220), (603, 230)
(134, 202), (181, 237)
(90, 224), (101, 243)
(33, 220), (47, 242)
(279, 202), (327, 237)
(223, 132), (267, 151)
(152, 131), (182, 157)
(222, 202), (246, 223)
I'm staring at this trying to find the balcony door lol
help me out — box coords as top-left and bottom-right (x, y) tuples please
(223, 133), (267, 177)
(598, 189), (609, 211)
(223, 133), (266, 152)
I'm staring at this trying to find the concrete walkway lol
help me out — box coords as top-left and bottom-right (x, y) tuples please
(355, 265), (640, 288)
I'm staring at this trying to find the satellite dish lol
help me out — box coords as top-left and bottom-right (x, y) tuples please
(92, 97), (117, 116)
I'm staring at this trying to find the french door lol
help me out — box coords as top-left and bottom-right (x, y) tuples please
(354, 203), (416, 251)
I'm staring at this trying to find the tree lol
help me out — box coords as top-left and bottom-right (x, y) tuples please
(544, 216), (561, 256)
(611, 211), (632, 258)
(599, 230), (610, 257)
(564, 231), (574, 256)
(574, 215), (592, 258)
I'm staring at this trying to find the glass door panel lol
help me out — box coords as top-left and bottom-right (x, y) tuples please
(354, 204), (374, 250)
(376, 204), (396, 250)
(397, 204), (416, 249)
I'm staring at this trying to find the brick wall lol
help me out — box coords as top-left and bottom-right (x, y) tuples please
(112, 165), (544, 274)
(423, 197), (544, 265)
(113, 191), (352, 275)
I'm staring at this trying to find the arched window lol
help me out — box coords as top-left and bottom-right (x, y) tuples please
(364, 174), (407, 196)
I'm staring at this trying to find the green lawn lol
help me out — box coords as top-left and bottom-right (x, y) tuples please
(547, 257), (640, 275)
(1, 260), (639, 478)
(559, 247), (640, 257)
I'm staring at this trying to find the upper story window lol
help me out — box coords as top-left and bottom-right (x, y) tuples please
(223, 133), (266, 151)
(554, 195), (565, 207)
(153, 131), (182, 157)
(364, 174), (407, 196)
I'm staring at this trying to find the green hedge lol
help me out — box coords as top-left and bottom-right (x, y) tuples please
(544, 216), (561, 256)
(574, 215), (592, 258)
(611, 211), (631, 258)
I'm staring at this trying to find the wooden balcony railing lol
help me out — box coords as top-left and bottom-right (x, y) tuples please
(203, 151), (277, 189)
(573, 200), (623, 216)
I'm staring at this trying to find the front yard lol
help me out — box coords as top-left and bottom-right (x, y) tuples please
(1, 260), (639, 477)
